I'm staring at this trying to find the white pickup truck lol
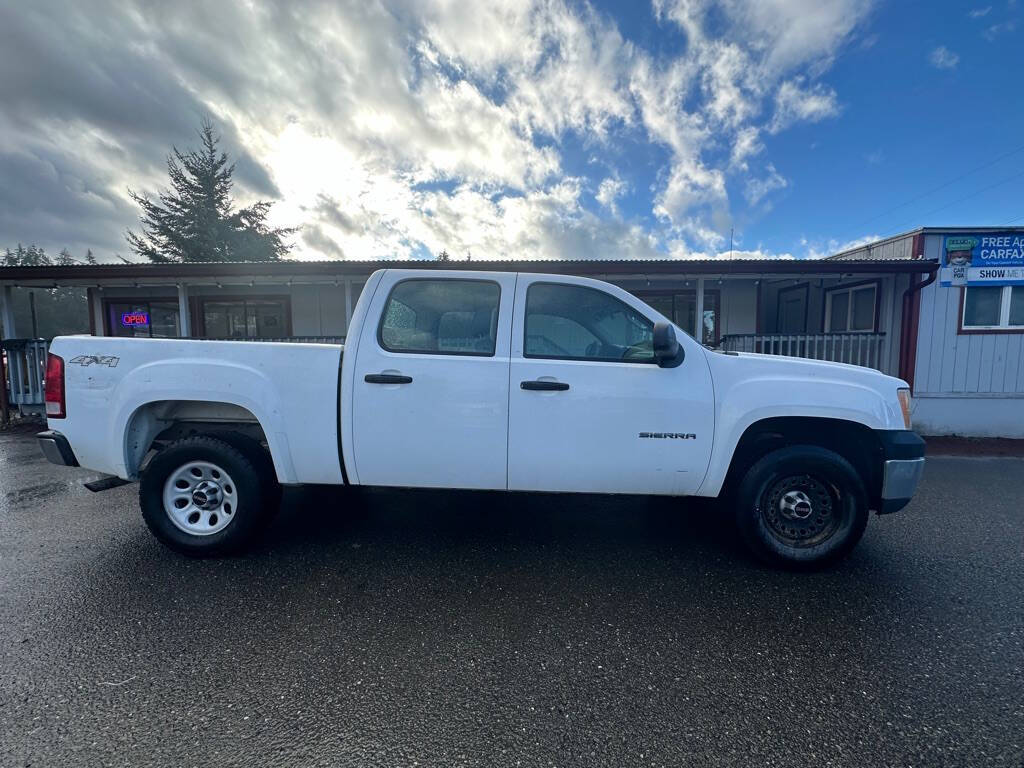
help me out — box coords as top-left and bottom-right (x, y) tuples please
(37, 268), (924, 567)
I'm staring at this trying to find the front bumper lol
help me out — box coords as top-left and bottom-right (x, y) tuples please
(37, 430), (79, 467)
(876, 430), (925, 514)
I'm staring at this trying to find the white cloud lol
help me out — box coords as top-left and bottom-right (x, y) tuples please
(596, 176), (628, 212)
(0, 0), (876, 263)
(769, 79), (841, 133)
(730, 126), (764, 169)
(982, 20), (1017, 39)
(744, 164), (788, 205)
(968, 6), (992, 18)
(928, 46), (960, 69)
(804, 234), (881, 259)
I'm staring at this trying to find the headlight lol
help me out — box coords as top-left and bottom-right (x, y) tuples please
(897, 388), (912, 429)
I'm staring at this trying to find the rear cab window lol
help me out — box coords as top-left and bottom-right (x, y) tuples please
(378, 279), (501, 356)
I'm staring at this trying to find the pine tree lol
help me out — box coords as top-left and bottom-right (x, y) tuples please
(126, 120), (295, 263)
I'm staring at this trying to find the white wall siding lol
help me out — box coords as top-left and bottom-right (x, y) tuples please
(912, 234), (1024, 436)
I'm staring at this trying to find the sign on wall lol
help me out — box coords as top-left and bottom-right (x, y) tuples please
(121, 311), (150, 327)
(939, 233), (1024, 286)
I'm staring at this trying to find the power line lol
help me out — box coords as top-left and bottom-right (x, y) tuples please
(851, 141), (1024, 229)
(878, 166), (1024, 239)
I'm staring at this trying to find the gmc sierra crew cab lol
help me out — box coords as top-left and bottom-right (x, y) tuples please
(37, 269), (925, 568)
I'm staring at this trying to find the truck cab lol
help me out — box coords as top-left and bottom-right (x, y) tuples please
(343, 269), (714, 496)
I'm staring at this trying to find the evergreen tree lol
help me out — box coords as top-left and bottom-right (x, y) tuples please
(126, 120), (295, 263)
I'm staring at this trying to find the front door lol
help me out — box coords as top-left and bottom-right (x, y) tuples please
(777, 285), (808, 333)
(351, 271), (515, 490)
(507, 275), (715, 495)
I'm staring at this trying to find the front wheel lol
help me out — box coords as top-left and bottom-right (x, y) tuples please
(139, 435), (277, 557)
(735, 445), (869, 569)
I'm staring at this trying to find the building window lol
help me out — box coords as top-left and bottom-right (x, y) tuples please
(200, 297), (290, 339)
(637, 290), (720, 345)
(961, 285), (1024, 331)
(106, 300), (180, 338)
(825, 284), (877, 332)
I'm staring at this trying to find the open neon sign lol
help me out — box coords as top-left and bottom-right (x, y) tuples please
(121, 312), (150, 327)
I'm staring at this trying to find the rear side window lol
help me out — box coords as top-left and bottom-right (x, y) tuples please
(525, 282), (655, 362)
(378, 279), (501, 356)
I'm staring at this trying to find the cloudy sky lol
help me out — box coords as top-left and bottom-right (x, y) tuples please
(1, 0), (1022, 263)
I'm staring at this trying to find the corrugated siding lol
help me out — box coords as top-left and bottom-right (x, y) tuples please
(914, 273), (1024, 395)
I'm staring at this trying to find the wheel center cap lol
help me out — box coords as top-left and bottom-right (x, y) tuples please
(780, 490), (813, 520)
(192, 481), (222, 510)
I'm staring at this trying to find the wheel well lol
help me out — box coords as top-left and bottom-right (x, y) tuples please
(125, 400), (273, 479)
(723, 417), (884, 507)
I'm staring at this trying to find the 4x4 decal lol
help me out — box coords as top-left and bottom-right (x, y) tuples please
(68, 355), (120, 368)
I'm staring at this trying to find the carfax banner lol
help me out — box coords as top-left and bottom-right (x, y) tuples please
(939, 232), (1024, 287)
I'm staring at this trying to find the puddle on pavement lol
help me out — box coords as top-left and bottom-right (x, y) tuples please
(5, 482), (70, 504)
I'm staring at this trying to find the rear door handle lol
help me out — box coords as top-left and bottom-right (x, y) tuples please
(365, 373), (413, 384)
(520, 380), (569, 391)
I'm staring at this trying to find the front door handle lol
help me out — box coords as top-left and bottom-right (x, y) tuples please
(521, 380), (569, 391)
(365, 373), (413, 384)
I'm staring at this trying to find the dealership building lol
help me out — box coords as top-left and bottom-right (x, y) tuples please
(2, 226), (1023, 437)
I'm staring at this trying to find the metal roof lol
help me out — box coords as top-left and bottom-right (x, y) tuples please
(0, 256), (938, 285)
(827, 226), (1024, 260)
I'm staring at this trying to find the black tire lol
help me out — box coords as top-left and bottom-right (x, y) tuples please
(735, 445), (869, 569)
(140, 435), (275, 557)
(211, 431), (283, 517)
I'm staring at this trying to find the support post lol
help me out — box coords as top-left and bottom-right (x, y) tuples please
(177, 283), (191, 337)
(344, 279), (353, 335)
(694, 277), (705, 343)
(0, 283), (13, 425)
(0, 283), (15, 340)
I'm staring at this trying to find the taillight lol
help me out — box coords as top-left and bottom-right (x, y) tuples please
(44, 353), (65, 419)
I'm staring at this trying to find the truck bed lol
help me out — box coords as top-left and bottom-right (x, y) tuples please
(47, 336), (345, 485)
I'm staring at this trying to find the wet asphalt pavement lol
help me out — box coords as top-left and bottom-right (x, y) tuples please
(1, 427), (1022, 768)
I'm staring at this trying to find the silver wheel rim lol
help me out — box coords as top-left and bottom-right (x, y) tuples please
(162, 461), (238, 536)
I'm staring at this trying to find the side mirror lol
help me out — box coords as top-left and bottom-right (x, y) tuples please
(652, 320), (680, 364)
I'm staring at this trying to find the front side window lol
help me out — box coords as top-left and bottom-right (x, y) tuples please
(525, 283), (654, 362)
(962, 285), (1024, 330)
(379, 279), (500, 355)
(825, 284), (877, 332)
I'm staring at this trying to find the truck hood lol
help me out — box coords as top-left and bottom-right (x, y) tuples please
(700, 348), (909, 431)
(706, 349), (908, 391)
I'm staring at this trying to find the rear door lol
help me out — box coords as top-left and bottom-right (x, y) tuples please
(507, 275), (714, 495)
(350, 270), (515, 489)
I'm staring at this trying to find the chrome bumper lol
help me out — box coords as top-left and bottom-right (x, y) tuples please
(881, 457), (925, 501)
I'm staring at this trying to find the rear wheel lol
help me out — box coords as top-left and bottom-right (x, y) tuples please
(140, 435), (277, 556)
(735, 445), (868, 569)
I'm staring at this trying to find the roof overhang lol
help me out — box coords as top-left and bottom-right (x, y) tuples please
(0, 257), (939, 288)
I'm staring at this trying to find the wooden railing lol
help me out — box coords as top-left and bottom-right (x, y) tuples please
(719, 332), (887, 370)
